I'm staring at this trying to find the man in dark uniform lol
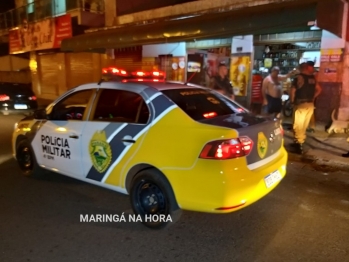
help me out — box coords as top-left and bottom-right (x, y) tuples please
(306, 61), (319, 133)
(213, 63), (235, 100)
(290, 62), (322, 154)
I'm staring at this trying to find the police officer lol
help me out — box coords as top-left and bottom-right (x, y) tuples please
(213, 63), (234, 100)
(290, 62), (322, 154)
(306, 61), (319, 133)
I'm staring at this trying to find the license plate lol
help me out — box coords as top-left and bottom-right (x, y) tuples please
(14, 104), (28, 109)
(264, 170), (282, 188)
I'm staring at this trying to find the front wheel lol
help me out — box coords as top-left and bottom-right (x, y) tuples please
(130, 169), (181, 229)
(16, 140), (43, 178)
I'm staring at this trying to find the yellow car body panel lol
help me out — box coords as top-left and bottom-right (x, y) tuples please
(104, 107), (287, 213)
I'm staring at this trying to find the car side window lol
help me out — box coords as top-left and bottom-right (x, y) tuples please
(92, 89), (150, 124)
(49, 89), (94, 121)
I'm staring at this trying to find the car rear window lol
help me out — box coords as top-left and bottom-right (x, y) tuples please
(161, 88), (247, 121)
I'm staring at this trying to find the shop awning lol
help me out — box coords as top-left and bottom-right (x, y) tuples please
(61, 0), (319, 52)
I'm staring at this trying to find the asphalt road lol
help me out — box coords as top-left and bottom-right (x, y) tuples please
(1, 114), (349, 262)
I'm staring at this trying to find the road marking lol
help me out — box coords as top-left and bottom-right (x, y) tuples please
(0, 154), (13, 165)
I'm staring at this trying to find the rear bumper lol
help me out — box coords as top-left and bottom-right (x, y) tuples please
(1, 109), (35, 115)
(163, 146), (288, 213)
(0, 102), (37, 115)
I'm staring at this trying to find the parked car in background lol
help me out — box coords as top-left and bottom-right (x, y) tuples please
(0, 82), (38, 115)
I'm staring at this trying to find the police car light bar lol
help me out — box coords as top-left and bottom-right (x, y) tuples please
(102, 67), (165, 81)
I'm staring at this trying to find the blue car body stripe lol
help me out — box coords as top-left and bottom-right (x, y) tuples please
(86, 91), (175, 182)
(103, 123), (125, 140)
(151, 95), (175, 119)
(86, 123), (147, 181)
(141, 87), (158, 98)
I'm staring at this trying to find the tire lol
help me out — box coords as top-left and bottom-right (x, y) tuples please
(283, 100), (293, 117)
(16, 140), (43, 178)
(130, 169), (182, 229)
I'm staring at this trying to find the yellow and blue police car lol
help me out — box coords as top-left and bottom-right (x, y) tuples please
(12, 67), (287, 229)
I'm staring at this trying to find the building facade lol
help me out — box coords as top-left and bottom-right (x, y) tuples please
(0, 0), (348, 123)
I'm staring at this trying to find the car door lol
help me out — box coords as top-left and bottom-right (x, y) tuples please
(81, 88), (151, 186)
(32, 88), (96, 178)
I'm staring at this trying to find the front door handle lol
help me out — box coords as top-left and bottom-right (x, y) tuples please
(69, 134), (79, 139)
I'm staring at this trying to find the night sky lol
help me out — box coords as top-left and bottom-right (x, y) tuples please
(0, 1), (15, 13)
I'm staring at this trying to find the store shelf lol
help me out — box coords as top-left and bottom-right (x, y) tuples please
(271, 57), (298, 60)
(270, 48), (320, 52)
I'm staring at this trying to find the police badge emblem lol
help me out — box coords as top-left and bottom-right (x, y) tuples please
(257, 132), (268, 159)
(89, 131), (112, 173)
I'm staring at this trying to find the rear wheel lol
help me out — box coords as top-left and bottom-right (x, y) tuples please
(130, 169), (181, 229)
(283, 100), (293, 117)
(16, 140), (43, 178)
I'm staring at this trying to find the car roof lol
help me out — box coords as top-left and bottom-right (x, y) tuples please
(75, 81), (207, 93)
(140, 81), (207, 91)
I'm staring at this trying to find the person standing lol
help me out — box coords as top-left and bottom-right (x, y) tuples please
(290, 62), (322, 154)
(306, 61), (320, 133)
(213, 63), (235, 100)
(262, 66), (293, 118)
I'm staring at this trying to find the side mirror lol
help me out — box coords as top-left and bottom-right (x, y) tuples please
(33, 108), (47, 119)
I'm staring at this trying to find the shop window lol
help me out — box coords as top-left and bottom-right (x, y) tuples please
(92, 89), (149, 124)
(53, 0), (66, 16)
(48, 89), (95, 121)
(27, 0), (34, 13)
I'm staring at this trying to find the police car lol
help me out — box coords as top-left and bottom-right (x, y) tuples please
(12, 67), (287, 229)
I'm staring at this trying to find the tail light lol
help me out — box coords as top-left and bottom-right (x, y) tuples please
(0, 94), (10, 101)
(279, 125), (284, 136)
(203, 112), (217, 118)
(199, 137), (253, 160)
(29, 96), (37, 101)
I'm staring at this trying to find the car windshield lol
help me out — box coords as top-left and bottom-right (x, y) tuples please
(161, 88), (247, 121)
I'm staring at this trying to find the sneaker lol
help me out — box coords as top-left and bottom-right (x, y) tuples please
(342, 152), (349, 158)
(298, 143), (304, 154)
(289, 142), (304, 154)
(306, 128), (315, 133)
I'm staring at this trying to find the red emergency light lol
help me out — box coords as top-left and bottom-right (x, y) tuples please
(102, 67), (166, 82)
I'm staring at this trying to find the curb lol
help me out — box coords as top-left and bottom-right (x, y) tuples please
(287, 151), (349, 172)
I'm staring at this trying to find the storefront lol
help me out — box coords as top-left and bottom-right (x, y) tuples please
(251, 31), (323, 113)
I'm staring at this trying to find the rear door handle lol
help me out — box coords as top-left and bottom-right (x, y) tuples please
(122, 139), (135, 143)
(122, 135), (135, 144)
(69, 134), (79, 139)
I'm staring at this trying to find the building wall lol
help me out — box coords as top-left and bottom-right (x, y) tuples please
(30, 51), (160, 100)
(14, 0), (24, 8)
(0, 55), (29, 71)
(114, 0), (300, 25)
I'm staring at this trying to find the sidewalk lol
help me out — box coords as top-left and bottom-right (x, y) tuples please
(282, 119), (349, 171)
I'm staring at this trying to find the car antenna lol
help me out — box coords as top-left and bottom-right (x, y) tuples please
(184, 71), (196, 85)
(98, 78), (104, 85)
